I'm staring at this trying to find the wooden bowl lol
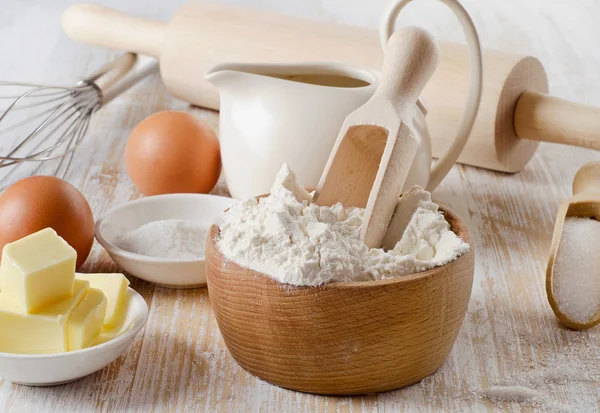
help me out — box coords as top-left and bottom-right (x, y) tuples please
(206, 206), (474, 395)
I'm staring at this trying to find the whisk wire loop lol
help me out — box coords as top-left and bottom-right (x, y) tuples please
(0, 53), (158, 187)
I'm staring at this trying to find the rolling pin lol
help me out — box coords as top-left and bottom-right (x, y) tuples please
(62, 2), (600, 173)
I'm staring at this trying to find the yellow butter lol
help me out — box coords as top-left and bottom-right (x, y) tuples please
(0, 228), (77, 313)
(67, 288), (107, 351)
(91, 287), (135, 347)
(76, 273), (130, 328)
(0, 280), (89, 354)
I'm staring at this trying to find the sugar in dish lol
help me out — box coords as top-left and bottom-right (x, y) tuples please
(115, 219), (208, 260)
(550, 216), (600, 326)
(95, 193), (237, 288)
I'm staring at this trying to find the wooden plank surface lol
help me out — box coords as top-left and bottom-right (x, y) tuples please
(1, 0), (600, 411)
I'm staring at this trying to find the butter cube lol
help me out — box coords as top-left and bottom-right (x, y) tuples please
(1, 228), (77, 313)
(76, 273), (130, 328)
(67, 288), (107, 351)
(0, 279), (89, 354)
(90, 295), (134, 347)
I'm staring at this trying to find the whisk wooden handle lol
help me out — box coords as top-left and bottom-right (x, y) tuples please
(61, 3), (166, 58)
(95, 55), (160, 105)
(85, 53), (137, 93)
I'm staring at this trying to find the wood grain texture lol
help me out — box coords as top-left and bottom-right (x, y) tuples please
(2, 0), (600, 411)
(206, 208), (474, 395)
(315, 124), (390, 209)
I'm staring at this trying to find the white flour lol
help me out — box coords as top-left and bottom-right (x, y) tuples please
(216, 164), (469, 286)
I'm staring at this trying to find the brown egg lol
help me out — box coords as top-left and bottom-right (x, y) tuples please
(125, 111), (221, 196)
(0, 176), (95, 269)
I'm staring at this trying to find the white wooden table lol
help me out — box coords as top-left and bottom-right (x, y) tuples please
(1, 0), (600, 411)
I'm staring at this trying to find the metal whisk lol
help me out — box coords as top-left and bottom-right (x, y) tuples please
(0, 53), (159, 187)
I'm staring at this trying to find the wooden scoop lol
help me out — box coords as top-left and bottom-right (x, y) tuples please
(314, 27), (440, 248)
(546, 161), (600, 329)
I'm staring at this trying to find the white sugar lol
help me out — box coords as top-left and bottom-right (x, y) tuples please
(116, 219), (208, 260)
(552, 217), (600, 324)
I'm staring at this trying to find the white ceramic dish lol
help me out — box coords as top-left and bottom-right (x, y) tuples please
(95, 193), (238, 288)
(0, 288), (148, 386)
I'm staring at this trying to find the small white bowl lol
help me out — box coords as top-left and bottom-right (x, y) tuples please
(95, 193), (237, 288)
(0, 288), (148, 386)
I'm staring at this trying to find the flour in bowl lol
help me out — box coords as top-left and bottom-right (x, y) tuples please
(216, 164), (469, 286)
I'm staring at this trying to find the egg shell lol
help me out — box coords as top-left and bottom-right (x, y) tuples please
(125, 111), (221, 196)
(0, 176), (95, 269)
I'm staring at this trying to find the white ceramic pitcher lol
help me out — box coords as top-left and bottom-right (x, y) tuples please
(207, 0), (482, 200)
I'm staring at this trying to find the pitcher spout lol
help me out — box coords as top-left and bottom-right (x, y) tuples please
(205, 63), (250, 87)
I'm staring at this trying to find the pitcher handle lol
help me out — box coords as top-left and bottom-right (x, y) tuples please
(380, 0), (483, 191)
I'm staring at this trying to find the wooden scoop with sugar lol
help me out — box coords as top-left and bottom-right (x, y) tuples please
(547, 161), (600, 329)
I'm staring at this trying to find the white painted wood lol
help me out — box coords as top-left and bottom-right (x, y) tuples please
(1, 0), (600, 411)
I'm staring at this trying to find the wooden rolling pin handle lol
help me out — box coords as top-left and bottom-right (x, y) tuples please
(515, 90), (600, 151)
(374, 27), (440, 108)
(61, 3), (166, 58)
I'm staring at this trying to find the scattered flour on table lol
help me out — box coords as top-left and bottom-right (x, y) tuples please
(116, 219), (208, 260)
(485, 385), (543, 404)
(481, 349), (600, 412)
(216, 163), (469, 286)
(551, 216), (600, 325)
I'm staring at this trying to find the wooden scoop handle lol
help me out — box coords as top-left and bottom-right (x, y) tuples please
(515, 91), (600, 150)
(61, 3), (166, 58)
(373, 27), (440, 110)
(360, 28), (440, 248)
(314, 26), (440, 210)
